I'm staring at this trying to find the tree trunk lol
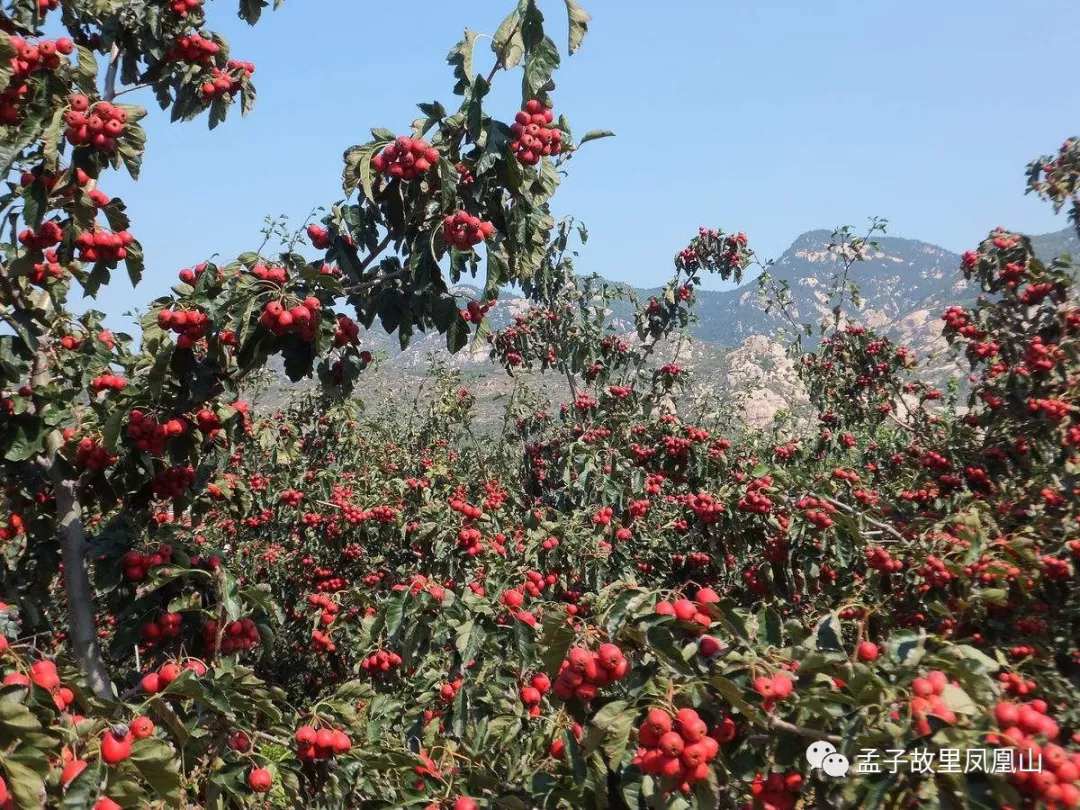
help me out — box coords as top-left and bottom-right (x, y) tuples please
(48, 433), (114, 699)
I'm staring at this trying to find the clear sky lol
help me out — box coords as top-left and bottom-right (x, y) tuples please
(93, 0), (1080, 327)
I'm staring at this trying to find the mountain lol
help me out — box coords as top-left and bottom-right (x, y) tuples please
(259, 226), (1079, 425)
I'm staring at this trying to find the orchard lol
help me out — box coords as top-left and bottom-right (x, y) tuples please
(0, 0), (1079, 808)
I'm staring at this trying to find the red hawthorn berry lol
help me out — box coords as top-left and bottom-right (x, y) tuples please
(61, 759), (88, 785)
(101, 729), (133, 765)
(856, 641), (879, 662)
(247, 767), (272, 793)
(140, 672), (161, 694)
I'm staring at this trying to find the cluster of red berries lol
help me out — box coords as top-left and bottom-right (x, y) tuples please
(29, 248), (64, 285)
(519, 672), (551, 717)
(999, 671), (1039, 697)
(752, 672), (796, 712)
(592, 506), (615, 526)
(307, 593), (339, 626)
(65, 97), (129, 152)
(796, 495), (837, 529)
(141, 612), (183, 643)
(251, 263), (289, 283)
(140, 658), (207, 693)
(295, 725), (352, 760)
(736, 477), (774, 514)
(372, 136), (440, 180)
(454, 526), (483, 556)
(75, 228), (134, 263)
(153, 465), (195, 499)
(655, 587), (719, 635)
(280, 489), (304, 506)
(74, 436), (116, 471)
(459, 299), (494, 324)
(18, 220), (63, 252)
(633, 707), (718, 791)
(259, 298), (321, 340)
(196, 408), (222, 437)
(168, 34), (220, 65)
(3, 660), (76, 711)
(10, 35), (72, 73)
(90, 373), (127, 393)
(178, 262), (210, 284)
(449, 497), (483, 519)
(0, 37), (72, 123)
(746, 771), (804, 810)
(991, 698), (1078, 806)
(866, 545), (904, 573)
(333, 314), (361, 347)
(201, 61), (254, 99)
(205, 618), (260, 653)
(552, 644), (629, 702)
(361, 649), (403, 674)
(510, 100), (562, 165)
(169, 0), (202, 16)
(909, 670), (958, 735)
(307, 224), (331, 249)
(157, 309), (211, 349)
(120, 544), (174, 582)
(312, 571), (347, 593)
(0, 516), (24, 542)
(438, 678), (465, 703)
(688, 493), (724, 523)
(311, 628), (336, 653)
(127, 410), (186, 455)
(442, 211), (494, 251)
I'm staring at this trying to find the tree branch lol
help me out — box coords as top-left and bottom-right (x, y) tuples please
(43, 427), (115, 699)
(102, 43), (122, 102)
(819, 494), (906, 544)
(764, 715), (843, 744)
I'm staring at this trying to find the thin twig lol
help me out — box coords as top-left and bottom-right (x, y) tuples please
(764, 715), (843, 744)
(819, 494), (906, 544)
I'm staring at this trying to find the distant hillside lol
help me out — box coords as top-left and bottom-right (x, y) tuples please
(257, 226), (1079, 425)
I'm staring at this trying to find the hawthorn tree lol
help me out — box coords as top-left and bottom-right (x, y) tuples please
(1, 0), (1080, 809)
(0, 0), (599, 698)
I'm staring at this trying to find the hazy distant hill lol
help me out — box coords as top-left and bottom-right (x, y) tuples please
(258, 226), (1079, 426)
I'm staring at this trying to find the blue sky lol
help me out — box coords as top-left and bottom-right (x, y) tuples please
(94, 0), (1079, 327)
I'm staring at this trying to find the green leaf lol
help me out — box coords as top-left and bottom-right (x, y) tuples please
(130, 738), (182, 802)
(814, 613), (843, 651)
(61, 760), (104, 809)
(523, 35), (560, 97)
(577, 129), (615, 147)
(939, 684), (978, 715)
(4, 421), (45, 462)
(384, 592), (407, 639)
(540, 607), (575, 677)
(492, 8), (525, 70)
(2, 757), (45, 809)
(448, 30), (478, 96)
(564, 0), (591, 54)
(566, 729), (587, 785)
(0, 700), (42, 734)
(238, 0), (269, 24)
(0, 104), (47, 179)
(592, 700), (629, 732)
